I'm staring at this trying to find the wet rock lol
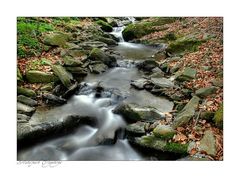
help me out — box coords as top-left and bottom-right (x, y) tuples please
(17, 95), (37, 107)
(151, 77), (174, 88)
(52, 65), (73, 89)
(43, 32), (71, 47)
(92, 63), (108, 74)
(136, 60), (159, 72)
(130, 78), (149, 90)
(195, 86), (217, 98)
(199, 130), (216, 156)
(172, 96), (200, 129)
(17, 102), (36, 115)
(125, 121), (147, 137)
(17, 86), (36, 97)
(213, 104), (223, 129)
(175, 67), (197, 82)
(17, 115), (97, 143)
(113, 103), (165, 123)
(89, 48), (117, 67)
(62, 56), (83, 67)
(153, 125), (176, 140)
(26, 70), (58, 83)
(65, 66), (88, 75)
(42, 93), (67, 105)
(62, 82), (78, 99)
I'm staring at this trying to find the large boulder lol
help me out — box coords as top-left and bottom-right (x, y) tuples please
(199, 130), (216, 156)
(113, 103), (165, 123)
(91, 63), (108, 74)
(195, 86), (217, 98)
(17, 95), (37, 107)
(172, 96), (200, 129)
(125, 121), (147, 137)
(175, 67), (197, 82)
(43, 32), (71, 47)
(65, 66), (88, 76)
(26, 70), (58, 83)
(17, 86), (36, 97)
(130, 78), (149, 90)
(42, 93), (67, 105)
(89, 48), (117, 67)
(213, 104), (223, 129)
(96, 20), (113, 32)
(52, 65), (73, 89)
(95, 36), (117, 46)
(153, 125), (176, 140)
(62, 56), (83, 67)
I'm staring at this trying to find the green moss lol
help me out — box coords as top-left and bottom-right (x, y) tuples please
(17, 86), (36, 97)
(213, 104), (223, 129)
(164, 142), (188, 154)
(96, 20), (113, 32)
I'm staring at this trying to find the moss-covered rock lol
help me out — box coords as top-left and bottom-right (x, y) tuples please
(195, 86), (217, 98)
(65, 67), (88, 75)
(17, 86), (36, 97)
(175, 67), (197, 82)
(91, 63), (108, 74)
(125, 121), (147, 136)
(17, 68), (23, 82)
(213, 104), (223, 129)
(40, 82), (55, 91)
(96, 20), (113, 32)
(52, 65), (73, 89)
(122, 17), (176, 41)
(153, 125), (176, 139)
(172, 96), (200, 129)
(95, 36), (117, 46)
(89, 48), (117, 67)
(62, 56), (83, 67)
(17, 95), (38, 107)
(166, 34), (204, 55)
(26, 70), (58, 83)
(43, 32), (71, 47)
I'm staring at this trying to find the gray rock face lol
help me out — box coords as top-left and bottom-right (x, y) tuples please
(52, 65), (73, 89)
(113, 103), (165, 123)
(151, 77), (174, 88)
(195, 86), (217, 98)
(89, 48), (117, 67)
(153, 125), (176, 139)
(26, 70), (58, 83)
(175, 67), (197, 82)
(65, 67), (88, 75)
(17, 102), (36, 115)
(199, 130), (216, 156)
(172, 96), (200, 129)
(137, 60), (159, 72)
(17, 95), (37, 107)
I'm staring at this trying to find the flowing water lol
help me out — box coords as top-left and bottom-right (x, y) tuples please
(17, 18), (174, 161)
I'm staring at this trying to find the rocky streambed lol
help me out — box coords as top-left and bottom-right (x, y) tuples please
(17, 17), (222, 161)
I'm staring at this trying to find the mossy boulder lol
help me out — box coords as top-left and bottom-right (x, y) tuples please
(153, 125), (176, 139)
(113, 103), (165, 123)
(52, 65), (73, 89)
(122, 17), (176, 41)
(195, 86), (217, 98)
(175, 67), (197, 82)
(43, 32), (71, 47)
(172, 96), (200, 129)
(95, 36), (117, 46)
(62, 56), (83, 67)
(17, 95), (37, 107)
(136, 135), (188, 154)
(26, 70), (58, 83)
(17, 68), (23, 82)
(40, 82), (55, 91)
(17, 86), (36, 97)
(96, 20), (113, 32)
(89, 48), (117, 67)
(91, 63), (108, 74)
(65, 67), (88, 75)
(166, 34), (204, 55)
(213, 104), (223, 129)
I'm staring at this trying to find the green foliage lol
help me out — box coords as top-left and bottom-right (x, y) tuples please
(17, 17), (54, 58)
(163, 142), (188, 154)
